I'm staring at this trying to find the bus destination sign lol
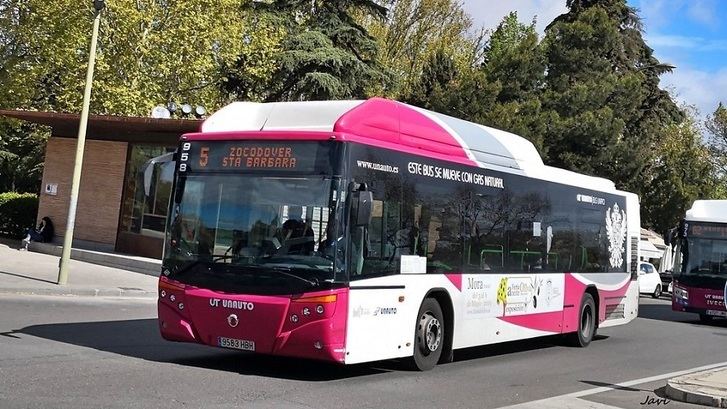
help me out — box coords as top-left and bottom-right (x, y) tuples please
(179, 141), (329, 173)
(221, 146), (297, 169)
(688, 223), (727, 239)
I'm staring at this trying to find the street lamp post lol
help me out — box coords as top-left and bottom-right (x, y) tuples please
(57, 0), (105, 285)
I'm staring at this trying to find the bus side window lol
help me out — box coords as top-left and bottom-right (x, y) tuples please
(576, 207), (608, 272)
(350, 177), (403, 279)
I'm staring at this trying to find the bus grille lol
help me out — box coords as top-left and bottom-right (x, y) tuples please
(605, 303), (625, 320)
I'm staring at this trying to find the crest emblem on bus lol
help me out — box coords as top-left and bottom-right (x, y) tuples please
(605, 203), (627, 268)
(227, 314), (239, 328)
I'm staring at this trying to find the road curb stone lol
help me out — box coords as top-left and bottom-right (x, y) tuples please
(666, 368), (727, 407)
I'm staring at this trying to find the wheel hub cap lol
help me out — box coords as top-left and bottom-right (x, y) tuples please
(420, 313), (442, 353)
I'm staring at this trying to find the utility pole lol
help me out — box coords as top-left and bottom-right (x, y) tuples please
(57, 0), (105, 285)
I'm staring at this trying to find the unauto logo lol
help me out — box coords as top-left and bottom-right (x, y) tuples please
(373, 307), (397, 316)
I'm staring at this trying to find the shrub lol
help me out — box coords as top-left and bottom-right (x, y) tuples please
(0, 192), (39, 239)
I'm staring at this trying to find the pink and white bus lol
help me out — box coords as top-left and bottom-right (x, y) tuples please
(157, 98), (640, 370)
(672, 200), (727, 322)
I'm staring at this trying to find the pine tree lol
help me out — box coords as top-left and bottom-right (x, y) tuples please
(542, 0), (682, 201)
(227, 0), (390, 101)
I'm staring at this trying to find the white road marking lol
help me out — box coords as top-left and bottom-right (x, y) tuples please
(497, 361), (727, 408)
(499, 396), (623, 409)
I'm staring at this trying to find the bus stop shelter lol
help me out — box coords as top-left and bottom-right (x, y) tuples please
(0, 109), (200, 259)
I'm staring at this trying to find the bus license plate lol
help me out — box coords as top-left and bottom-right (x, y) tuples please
(706, 310), (727, 317)
(218, 337), (255, 351)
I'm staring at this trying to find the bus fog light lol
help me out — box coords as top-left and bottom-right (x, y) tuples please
(316, 305), (324, 314)
(178, 302), (184, 310)
(302, 307), (311, 316)
(290, 314), (299, 323)
(313, 341), (322, 350)
(170, 294), (176, 302)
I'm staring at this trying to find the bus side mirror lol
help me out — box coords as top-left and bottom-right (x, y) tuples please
(351, 191), (373, 226)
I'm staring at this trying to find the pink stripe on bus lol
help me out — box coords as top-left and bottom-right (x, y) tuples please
(334, 98), (477, 165)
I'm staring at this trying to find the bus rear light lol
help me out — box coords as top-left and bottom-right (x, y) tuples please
(160, 290), (167, 298)
(170, 294), (176, 302)
(302, 307), (311, 316)
(178, 303), (184, 310)
(290, 314), (299, 323)
(313, 341), (322, 350)
(316, 305), (324, 314)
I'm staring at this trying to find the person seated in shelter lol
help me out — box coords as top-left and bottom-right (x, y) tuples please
(280, 207), (314, 255)
(21, 217), (54, 250)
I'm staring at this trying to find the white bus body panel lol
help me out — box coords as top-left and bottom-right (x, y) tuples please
(345, 273), (570, 364)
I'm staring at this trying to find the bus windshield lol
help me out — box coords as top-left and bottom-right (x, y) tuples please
(163, 174), (345, 295)
(678, 228), (727, 278)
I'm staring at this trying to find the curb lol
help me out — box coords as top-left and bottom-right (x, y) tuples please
(28, 242), (161, 277)
(666, 370), (727, 408)
(0, 287), (158, 299)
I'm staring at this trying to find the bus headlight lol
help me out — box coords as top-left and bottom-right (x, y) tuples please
(675, 287), (688, 300)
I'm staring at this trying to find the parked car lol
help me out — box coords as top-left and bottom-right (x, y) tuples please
(638, 262), (662, 298)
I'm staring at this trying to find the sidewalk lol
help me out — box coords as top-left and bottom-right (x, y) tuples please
(0, 240), (158, 298)
(666, 367), (727, 407)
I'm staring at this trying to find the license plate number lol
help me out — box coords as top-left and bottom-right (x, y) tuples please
(706, 310), (727, 317)
(218, 337), (255, 351)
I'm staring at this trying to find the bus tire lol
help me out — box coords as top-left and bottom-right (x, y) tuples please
(409, 298), (444, 371)
(567, 292), (596, 348)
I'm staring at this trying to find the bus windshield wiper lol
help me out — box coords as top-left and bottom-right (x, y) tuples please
(267, 267), (320, 287)
(239, 264), (320, 287)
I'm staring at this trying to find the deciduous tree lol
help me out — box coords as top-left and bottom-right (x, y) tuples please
(642, 111), (722, 233)
(0, 0), (281, 115)
(706, 102), (727, 176)
(365, 0), (481, 98)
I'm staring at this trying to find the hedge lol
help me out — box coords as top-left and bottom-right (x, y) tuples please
(0, 192), (39, 239)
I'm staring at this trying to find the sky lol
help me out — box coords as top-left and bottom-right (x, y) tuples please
(461, 0), (727, 121)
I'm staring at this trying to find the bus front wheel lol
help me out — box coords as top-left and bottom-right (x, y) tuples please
(567, 292), (596, 347)
(409, 298), (444, 371)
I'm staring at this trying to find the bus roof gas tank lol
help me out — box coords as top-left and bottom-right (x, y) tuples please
(686, 200), (727, 223)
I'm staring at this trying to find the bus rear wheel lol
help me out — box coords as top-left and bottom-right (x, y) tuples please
(567, 292), (596, 347)
(409, 298), (444, 371)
